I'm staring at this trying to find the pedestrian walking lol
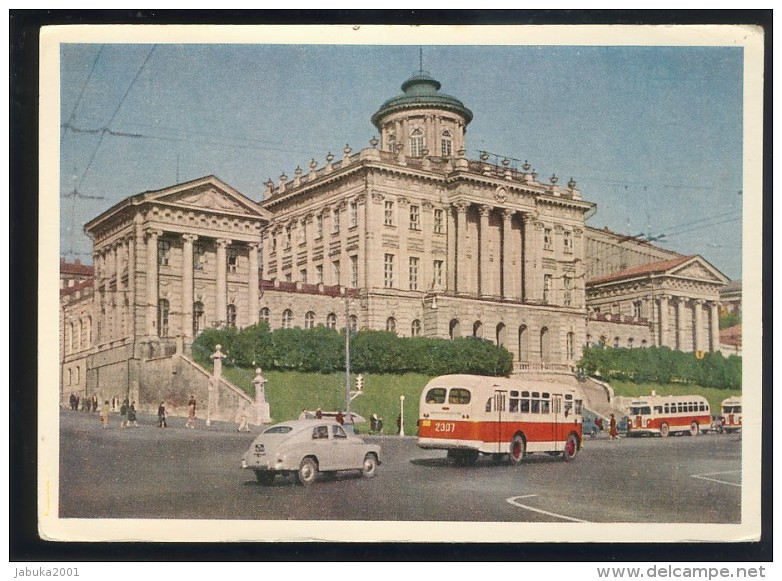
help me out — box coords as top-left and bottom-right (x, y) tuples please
(298, 408), (308, 420)
(158, 402), (167, 428)
(609, 413), (619, 441)
(128, 401), (138, 427)
(120, 399), (129, 428)
(186, 395), (197, 429)
(100, 400), (110, 429)
(315, 407), (323, 419)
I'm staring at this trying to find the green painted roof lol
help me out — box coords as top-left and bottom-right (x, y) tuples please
(371, 71), (473, 129)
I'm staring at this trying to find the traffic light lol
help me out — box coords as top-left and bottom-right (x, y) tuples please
(355, 374), (364, 391)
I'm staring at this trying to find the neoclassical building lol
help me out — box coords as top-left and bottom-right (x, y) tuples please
(59, 68), (734, 406)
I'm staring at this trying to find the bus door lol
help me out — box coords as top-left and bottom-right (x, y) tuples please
(494, 390), (507, 453)
(551, 394), (564, 448)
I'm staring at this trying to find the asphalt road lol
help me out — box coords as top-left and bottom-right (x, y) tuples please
(59, 410), (741, 523)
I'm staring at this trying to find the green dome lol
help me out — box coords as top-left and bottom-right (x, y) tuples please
(371, 71), (473, 129)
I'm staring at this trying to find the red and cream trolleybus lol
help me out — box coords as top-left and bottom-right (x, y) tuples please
(719, 396), (742, 433)
(625, 393), (711, 437)
(417, 374), (584, 465)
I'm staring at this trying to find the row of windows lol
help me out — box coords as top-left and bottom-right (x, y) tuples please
(387, 128), (454, 158)
(259, 308), (358, 331)
(158, 240), (237, 272)
(630, 401), (708, 415)
(274, 256), (360, 287)
(586, 335), (649, 349)
(383, 254), (445, 290)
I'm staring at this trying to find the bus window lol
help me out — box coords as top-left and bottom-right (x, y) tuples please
(509, 397), (519, 413)
(664, 403), (670, 414)
(653, 406), (663, 414)
(531, 392), (541, 413)
(520, 396), (530, 413)
(425, 388), (446, 404)
(564, 400), (573, 416)
(485, 398), (492, 412)
(575, 399), (583, 415)
(449, 388), (471, 405)
(630, 405), (651, 415)
(688, 403), (695, 412)
(698, 403), (705, 412)
(541, 393), (551, 414)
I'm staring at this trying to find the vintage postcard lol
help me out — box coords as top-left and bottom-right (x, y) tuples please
(38, 22), (764, 545)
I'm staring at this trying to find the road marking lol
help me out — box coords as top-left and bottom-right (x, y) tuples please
(690, 470), (741, 487)
(506, 494), (589, 523)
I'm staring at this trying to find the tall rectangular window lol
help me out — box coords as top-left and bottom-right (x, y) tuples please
(300, 269), (307, 284)
(543, 274), (553, 303)
(409, 257), (420, 290)
(158, 240), (171, 266)
(543, 228), (553, 251)
(384, 254), (395, 288)
(433, 260), (444, 287)
(298, 222), (306, 245)
(433, 208), (444, 234)
(410, 128), (424, 157)
(193, 243), (206, 270)
(441, 132), (453, 157)
(316, 214), (323, 239)
(409, 205), (420, 231)
(227, 247), (238, 273)
(384, 200), (395, 226)
(633, 300), (642, 319)
(315, 264), (323, 284)
(563, 230), (573, 254)
(350, 255), (359, 287)
(563, 276), (572, 306)
(332, 260), (340, 285)
(350, 200), (358, 228)
(332, 208), (340, 233)
(284, 226), (292, 250)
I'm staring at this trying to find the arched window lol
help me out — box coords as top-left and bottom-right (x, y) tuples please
(409, 128), (424, 157)
(305, 311), (316, 329)
(411, 319), (422, 337)
(472, 321), (483, 339)
(627, 337), (634, 349)
(613, 336), (620, 349)
(259, 307), (270, 324)
(496, 323), (507, 348)
(386, 317), (397, 333)
(641, 339), (648, 348)
(81, 318), (87, 349)
(518, 325), (529, 362)
(68, 322), (75, 353)
(566, 332), (575, 360)
(326, 313), (337, 330)
(349, 315), (358, 332)
(387, 133), (396, 153)
(158, 299), (170, 337)
(540, 326), (550, 363)
(193, 301), (205, 336)
(282, 309), (293, 329)
(441, 130), (453, 157)
(449, 319), (460, 340)
(227, 304), (237, 328)
(87, 316), (92, 344)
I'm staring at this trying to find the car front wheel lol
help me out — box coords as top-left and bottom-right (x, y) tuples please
(362, 453), (378, 478)
(297, 457), (319, 486)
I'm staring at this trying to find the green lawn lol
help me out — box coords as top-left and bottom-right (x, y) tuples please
(609, 380), (741, 413)
(222, 366), (431, 434)
(220, 365), (740, 431)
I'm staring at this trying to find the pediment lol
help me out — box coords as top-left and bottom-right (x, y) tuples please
(145, 176), (271, 220)
(669, 257), (729, 284)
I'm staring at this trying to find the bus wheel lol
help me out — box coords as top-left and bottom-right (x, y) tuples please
(689, 422), (699, 436)
(659, 423), (670, 438)
(462, 450), (479, 466)
(509, 435), (526, 465)
(563, 434), (578, 462)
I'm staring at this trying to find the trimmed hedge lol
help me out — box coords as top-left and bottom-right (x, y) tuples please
(192, 324), (514, 377)
(578, 346), (741, 389)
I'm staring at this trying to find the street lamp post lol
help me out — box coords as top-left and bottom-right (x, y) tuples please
(399, 395), (405, 436)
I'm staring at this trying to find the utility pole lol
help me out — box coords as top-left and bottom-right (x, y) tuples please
(344, 297), (352, 428)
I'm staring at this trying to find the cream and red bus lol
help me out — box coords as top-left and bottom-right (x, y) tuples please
(417, 374), (584, 465)
(625, 393), (711, 437)
(719, 396), (742, 433)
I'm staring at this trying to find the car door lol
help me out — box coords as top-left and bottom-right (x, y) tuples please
(329, 424), (356, 470)
(310, 424), (334, 470)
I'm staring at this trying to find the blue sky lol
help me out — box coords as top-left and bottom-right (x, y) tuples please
(59, 41), (745, 279)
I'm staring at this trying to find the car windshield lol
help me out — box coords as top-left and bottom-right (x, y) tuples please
(263, 426), (293, 434)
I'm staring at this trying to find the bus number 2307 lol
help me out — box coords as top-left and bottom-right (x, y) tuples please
(435, 422), (456, 433)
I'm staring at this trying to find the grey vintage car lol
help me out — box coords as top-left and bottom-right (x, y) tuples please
(241, 419), (381, 485)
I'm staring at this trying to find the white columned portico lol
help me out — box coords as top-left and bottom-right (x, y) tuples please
(501, 209), (515, 300)
(709, 301), (720, 352)
(454, 202), (469, 294)
(676, 297), (687, 351)
(215, 239), (230, 327)
(693, 299), (704, 353)
(248, 242), (260, 326)
(658, 294), (669, 347)
(479, 205), (491, 297)
(145, 229), (161, 336)
(181, 234), (197, 339)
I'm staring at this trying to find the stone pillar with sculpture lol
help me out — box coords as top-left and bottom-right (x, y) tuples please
(208, 344), (226, 426)
(252, 368), (271, 425)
